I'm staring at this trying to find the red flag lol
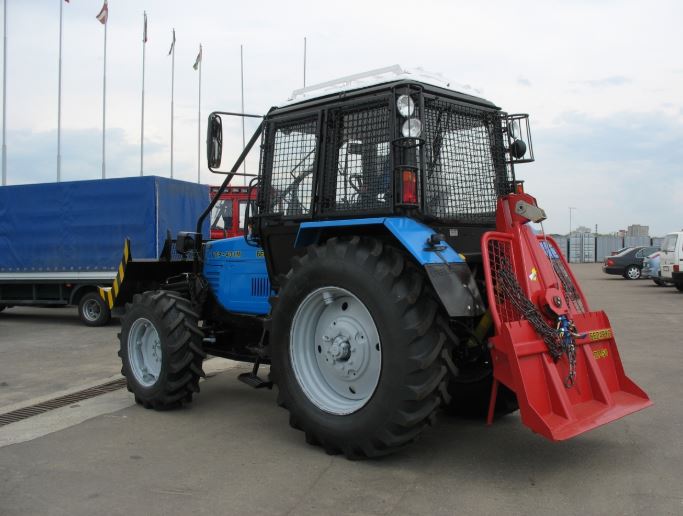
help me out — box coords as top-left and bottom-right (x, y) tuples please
(96, 1), (108, 25)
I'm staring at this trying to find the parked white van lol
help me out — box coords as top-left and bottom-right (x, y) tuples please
(660, 231), (683, 291)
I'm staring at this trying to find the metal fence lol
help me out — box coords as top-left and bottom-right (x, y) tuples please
(551, 235), (663, 263)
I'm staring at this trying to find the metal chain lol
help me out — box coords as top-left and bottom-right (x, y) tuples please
(497, 260), (578, 387)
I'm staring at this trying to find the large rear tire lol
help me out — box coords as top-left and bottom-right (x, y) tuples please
(118, 291), (206, 410)
(270, 237), (447, 459)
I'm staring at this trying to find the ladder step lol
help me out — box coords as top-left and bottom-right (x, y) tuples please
(238, 372), (272, 389)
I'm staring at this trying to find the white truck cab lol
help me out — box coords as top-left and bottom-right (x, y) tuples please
(660, 231), (683, 291)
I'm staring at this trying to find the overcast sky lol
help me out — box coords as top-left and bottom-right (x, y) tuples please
(2, 0), (682, 235)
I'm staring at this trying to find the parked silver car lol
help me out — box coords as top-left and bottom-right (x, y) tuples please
(642, 251), (666, 286)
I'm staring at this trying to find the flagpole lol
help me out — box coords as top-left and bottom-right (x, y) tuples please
(57, 0), (63, 182)
(101, 15), (107, 179)
(2, 0), (7, 186)
(170, 30), (175, 179)
(140, 12), (145, 177)
(240, 44), (245, 175)
(197, 45), (201, 184)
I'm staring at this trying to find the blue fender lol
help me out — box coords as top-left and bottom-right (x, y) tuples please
(294, 217), (484, 317)
(295, 217), (464, 265)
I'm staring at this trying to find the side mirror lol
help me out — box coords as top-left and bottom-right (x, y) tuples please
(207, 114), (223, 169)
(505, 114), (535, 164)
(509, 139), (527, 159)
(176, 231), (203, 255)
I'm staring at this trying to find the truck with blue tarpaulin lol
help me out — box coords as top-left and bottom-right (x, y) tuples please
(0, 176), (209, 325)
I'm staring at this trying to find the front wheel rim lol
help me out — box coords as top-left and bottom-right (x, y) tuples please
(628, 267), (640, 279)
(127, 318), (162, 387)
(290, 287), (381, 415)
(82, 298), (102, 321)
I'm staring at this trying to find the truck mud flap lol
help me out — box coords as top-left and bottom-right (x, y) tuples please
(481, 194), (652, 440)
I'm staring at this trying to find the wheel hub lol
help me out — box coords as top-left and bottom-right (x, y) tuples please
(290, 287), (382, 415)
(328, 334), (351, 361)
(127, 318), (162, 387)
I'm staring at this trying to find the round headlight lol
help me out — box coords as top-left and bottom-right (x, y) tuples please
(401, 118), (422, 138)
(396, 95), (415, 117)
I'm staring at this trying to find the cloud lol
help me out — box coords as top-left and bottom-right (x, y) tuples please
(522, 110), (683, 236)
(573, 76), (631, 88)
(5, 127), (167, 185)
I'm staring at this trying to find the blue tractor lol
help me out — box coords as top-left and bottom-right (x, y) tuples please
(119, 69), (651, 458)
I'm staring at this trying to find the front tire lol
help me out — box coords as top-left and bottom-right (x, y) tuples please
(119, 291), (206, 410)
(624, 265), (641, 280)
(270, 237), (447, 459)
(78, 292), (111, 326)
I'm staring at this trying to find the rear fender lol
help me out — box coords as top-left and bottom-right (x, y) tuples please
(295, 217), (485, 317)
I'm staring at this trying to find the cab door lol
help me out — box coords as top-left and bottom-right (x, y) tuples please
(660, 233), (680, 279)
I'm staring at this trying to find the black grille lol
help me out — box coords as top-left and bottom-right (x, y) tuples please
(423, 99), (512, 224)
(251, 276), (270, 297)
(261, 116), (319, 217)
(321, 102), (392, 214)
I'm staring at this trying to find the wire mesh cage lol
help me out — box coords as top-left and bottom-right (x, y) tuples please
(422, 99), (512, 224)
(321, 101), (393, 214)
(260, 116), (319, 217)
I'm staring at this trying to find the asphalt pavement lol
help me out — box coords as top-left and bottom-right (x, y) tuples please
(0, 264), (681, 516)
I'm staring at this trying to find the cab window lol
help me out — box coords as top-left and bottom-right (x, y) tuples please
(663, 235), (678, 253)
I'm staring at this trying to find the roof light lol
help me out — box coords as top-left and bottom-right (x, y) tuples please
(401, 118), (422, 138)
(396, 95), (415, 117)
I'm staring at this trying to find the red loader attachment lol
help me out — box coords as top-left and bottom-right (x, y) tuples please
(482, 192), (652, 440)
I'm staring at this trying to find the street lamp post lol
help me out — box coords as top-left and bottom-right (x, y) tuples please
(569, 207), (577, 236)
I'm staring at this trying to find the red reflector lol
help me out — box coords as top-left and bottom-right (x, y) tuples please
(402, 170), (418, 204)
(607, 259), (614, 266)
(675, 265), (680, 272)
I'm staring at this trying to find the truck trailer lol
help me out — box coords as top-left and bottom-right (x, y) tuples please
(0, 176), (209, 326)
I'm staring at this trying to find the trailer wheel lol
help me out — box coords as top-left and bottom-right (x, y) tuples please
(78, 292), (111, 327)
(119, 291), (206, 410)
(270, 237), (447, 459)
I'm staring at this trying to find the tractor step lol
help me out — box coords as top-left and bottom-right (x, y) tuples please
(238, 372), (272, 389)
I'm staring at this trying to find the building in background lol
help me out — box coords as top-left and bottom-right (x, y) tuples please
(627, 224), (649, 237)
(571, 225), (593, 236)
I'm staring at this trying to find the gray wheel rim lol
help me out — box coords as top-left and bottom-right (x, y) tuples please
(127, 318), (162, 387)
(290, 286), (381, 415)
(627, 267), (640, 279)
(82, 298), (102, 322)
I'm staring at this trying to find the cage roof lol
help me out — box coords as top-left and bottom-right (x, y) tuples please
(279, 65), (496, 109)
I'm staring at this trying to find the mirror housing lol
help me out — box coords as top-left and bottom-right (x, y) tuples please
(509, 139), (527, 159)
(176, 231), (203, 255)
(207, 114), (223, 169)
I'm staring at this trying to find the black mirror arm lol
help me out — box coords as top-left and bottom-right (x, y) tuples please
(196, 120), (265, 235)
